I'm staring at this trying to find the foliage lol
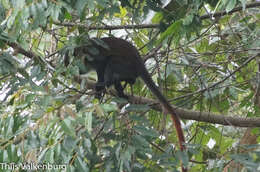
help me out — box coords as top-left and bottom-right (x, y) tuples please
(0, 0), (260, 171)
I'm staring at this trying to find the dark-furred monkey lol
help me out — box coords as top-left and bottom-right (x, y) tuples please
(65, 37), (186, 171)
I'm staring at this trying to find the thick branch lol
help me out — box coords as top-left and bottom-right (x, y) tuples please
(5, 33), (260, 128)
(53, 22), (159, 30)
(7, 42), (37, 59)
(6, 41), (55, 71)
(129, 96), (260, 128)
(201, 2), (260, 20)
(54, 2), (260, 30)
(75, 81), (260, 128)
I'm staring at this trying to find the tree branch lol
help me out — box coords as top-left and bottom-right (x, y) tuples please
(6, 41), (55, 71)
(6, 40), (260, 128)
(53, 22), (159, 30)
(200, 2), (260, 20)
(128, 95), (260, 128)
(7, 42), (38, 59)
(53, 2), (260, 30)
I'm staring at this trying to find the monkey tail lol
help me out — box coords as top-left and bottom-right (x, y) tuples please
(140, 67), (187, 172)
(140, 67), (186, 150)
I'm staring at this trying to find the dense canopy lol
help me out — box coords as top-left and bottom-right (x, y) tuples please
(0, 0), (260, 171)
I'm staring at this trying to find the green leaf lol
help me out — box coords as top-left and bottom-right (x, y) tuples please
(165, 63), (183, 81)
(41, 0), (48, 9)
(101, 103), (118, 112)
(92, 38), (110, 50)
(226, 0), (236, 13)
(4, 116), (14, 137)
(45, 148), (54, 163)
(96, 0), (108, 8)
(31, 65), (41, 78)
(132, 135), (149, 148)
(146, 0), (161, 11)
(75, 157), (89, 172)
(75, 0), (88, 17)
(63, 136), (78, 153)
(230, 154), (257, 167)
(134, 125), (159, 138)
(129, 115), (148, 124)
(49, 4), (60, 21)
(85, 111), (92, 133)
(61, 118), (76, 137)
(64, 11), (72, 20)
(11, 0), (25, 10)
(1, 0), (10, 9)
(176, 150), (189, 166)
(86, 0), (95, 10)
(38, 148), (48, 162)
(95, 104), (105, 116)
(29, 3), (37, 17)
(7, 144), (18, 161)
(157, 20), (182, 45)
(126, 104), (150, 112)
(39, 95), (52, 108)
(152, 12), (163, 23)
(183, 14), (194, 25)
(239, 0), (246, 10)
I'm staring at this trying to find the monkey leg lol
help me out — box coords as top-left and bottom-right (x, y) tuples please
(96, 67), (106, 99)
(122, 78), (136, 89)
(114, 81), (128, 99)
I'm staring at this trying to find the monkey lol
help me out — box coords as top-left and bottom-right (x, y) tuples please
(65, 37), (139, 98)
(64, 37), (186, 171)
